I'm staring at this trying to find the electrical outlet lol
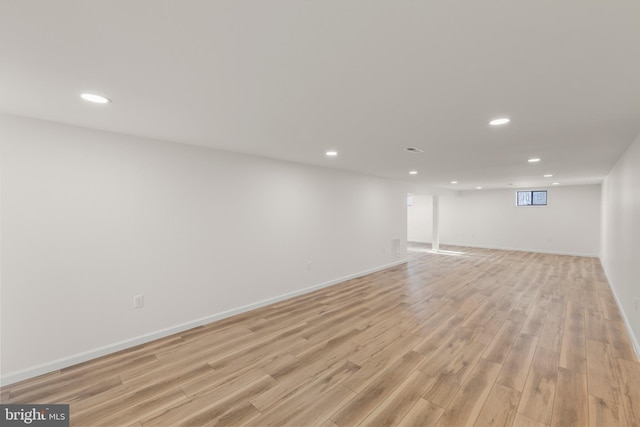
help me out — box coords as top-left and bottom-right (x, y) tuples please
(307, 261), (312, 271)
(134, 295), (144, 309)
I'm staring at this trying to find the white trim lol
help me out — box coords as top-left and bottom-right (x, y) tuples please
(1, 259), (407, 386)
(601, 266), (640, 362)
(439, 242), (599, 258)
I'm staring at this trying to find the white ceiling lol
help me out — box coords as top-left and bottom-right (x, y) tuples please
(1, 1), (639, 190)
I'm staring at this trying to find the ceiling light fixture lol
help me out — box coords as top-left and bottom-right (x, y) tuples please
(80, 93), (111, 104)
(544, 174), (553, 178)
(489, 118), (510, 126)
(409, 171), (418, 175)
(476, 186), (483, 189)
(451, 181), (458, 184)
(552, 182), (560, 185)
(325, 150), (338, 157)
(528, 158), (541, 163)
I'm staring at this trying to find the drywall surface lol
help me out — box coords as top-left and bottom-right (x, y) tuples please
(0, 114), (409, 382)
(439, 185), (601, 256)
(601, 133), (640, 356)
(407, 195), (433, 243)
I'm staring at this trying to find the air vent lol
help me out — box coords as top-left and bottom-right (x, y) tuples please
(405, 147), (424, 153)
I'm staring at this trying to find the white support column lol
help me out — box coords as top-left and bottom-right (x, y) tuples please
(432, 195), (440, 252)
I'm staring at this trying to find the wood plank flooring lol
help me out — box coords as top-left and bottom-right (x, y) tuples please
(2, 244), (639, 426)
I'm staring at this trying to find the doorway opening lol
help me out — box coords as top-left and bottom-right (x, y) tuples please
(407, 194), (439, 252)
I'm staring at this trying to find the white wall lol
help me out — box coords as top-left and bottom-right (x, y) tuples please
(407, 195), (433, 243)
(601, 133), (640, 355)
(439, 185), (601, 256)
(0, 114), (409, 384)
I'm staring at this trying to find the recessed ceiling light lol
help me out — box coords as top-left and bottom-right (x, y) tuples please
(489, 118), (510, 126)
(552, 182), (560, 185)
(451, 181), (458, 184)
(409, 171), (418, 175)
(543, 174), (553, 178)
(80, 93), (111, 104)
(476, 186), (483, 189)
(528, 157), (541, 163)
(325, 150), (338, 157)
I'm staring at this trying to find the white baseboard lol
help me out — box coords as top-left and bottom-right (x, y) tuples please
(601, 266), (640, 362)
(438, 241), (599, 258)
(1, 258), (407, 386)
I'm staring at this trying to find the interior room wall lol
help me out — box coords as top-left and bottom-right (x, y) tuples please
(0, 114), (410, 383)
(407, 194), (433, 243)
(600, 133), (640, 356)
(439, 184), (601, 257)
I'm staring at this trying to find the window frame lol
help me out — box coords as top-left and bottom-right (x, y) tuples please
(515, 190), (548, 207)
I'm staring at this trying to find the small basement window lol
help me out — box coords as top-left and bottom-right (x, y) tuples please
(516, 190), (547, 206)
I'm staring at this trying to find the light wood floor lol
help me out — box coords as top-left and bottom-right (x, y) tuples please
(2, 245), (639, 426)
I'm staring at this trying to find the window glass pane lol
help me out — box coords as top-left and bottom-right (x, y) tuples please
(532, 191), (547, 205)
(517, 191), (532, 206)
